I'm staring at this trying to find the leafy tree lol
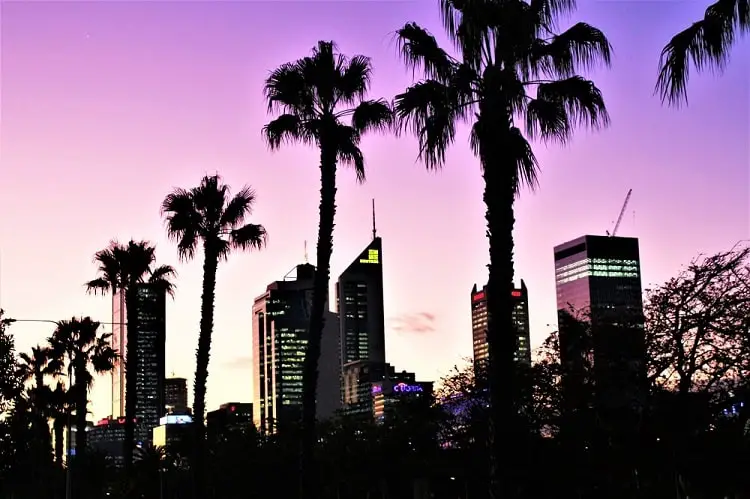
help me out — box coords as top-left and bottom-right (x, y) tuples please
(656, 0), (750, 105)
(263, 40), (393, 498)
(161, 174), (266, 497)
(86, 239), (176, 472)
(645, 247), (750, 394)
(394, 2), (611, 497)
(0, 310), (21, 413)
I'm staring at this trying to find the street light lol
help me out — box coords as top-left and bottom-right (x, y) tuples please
(6, 317), (125, 499)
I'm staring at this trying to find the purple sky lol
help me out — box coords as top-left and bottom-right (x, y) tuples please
(1, 1), (747, 420)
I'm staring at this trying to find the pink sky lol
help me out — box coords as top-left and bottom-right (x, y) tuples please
(0, 1), (747, 420)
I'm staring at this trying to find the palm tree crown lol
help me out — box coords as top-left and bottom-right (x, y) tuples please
(262, 40), (394, 180)
(161, 174), (267, 260)
(395, 0), (611, 182)
(657, 0), (749, 106)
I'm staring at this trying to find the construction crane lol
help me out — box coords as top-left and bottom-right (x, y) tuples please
(606, 188), (632, 237)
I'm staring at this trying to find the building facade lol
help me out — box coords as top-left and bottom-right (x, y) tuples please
(470, 280), (532, 367)
(207, 402), (253, 442)
(252, 264), (340, 433)
(111, 283), (167, 440)
(553, 235), (646, 428)
(165, 377), (189, 414)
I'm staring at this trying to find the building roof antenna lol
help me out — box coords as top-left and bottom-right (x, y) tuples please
(304, 240), (308, 264)
(371, 199), (377, 240)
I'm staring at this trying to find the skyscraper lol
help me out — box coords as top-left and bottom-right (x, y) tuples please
(470, 280), (531, 367)
(337, 236), (385, 366)
(111, 283), (166, 437)
(252, 264), (340, 433)
(553, 235), (646, 425)
(164, 377), (189, 414)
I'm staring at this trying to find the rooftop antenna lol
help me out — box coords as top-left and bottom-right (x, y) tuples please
(371, 198), (377, 240)
(304, 240), (309, 264)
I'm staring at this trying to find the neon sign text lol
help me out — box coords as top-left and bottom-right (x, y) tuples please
(393, 383), (423, 393)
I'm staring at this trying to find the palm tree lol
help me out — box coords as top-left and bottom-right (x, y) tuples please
(47, 317), (118, 456)
(161, 174), (267, 496)
(656, 0), (749, 105)
(262, 40), (393, 497)
(16, 346), (58, 463)
(49, 381), (72, 465)
(394, 1), (610, 497)
(86, 239), (176, 472)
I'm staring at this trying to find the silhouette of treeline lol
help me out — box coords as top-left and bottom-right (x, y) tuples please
(0, 0), (747, 497)
(2, 246), (749, 498)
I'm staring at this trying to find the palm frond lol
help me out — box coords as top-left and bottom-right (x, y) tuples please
(527, 76), (609, 143)
(337, 54), (373, 106)
(162, 188), (201, 261)
(657, 0), (749, 106)
(220, 186), (257, 228)
(472, 124), (540, 195)
(230, 223), (268, 251)
(530, 0), (577, 33)
(149, 265), (177, 297)
(395, 80), (466, 169)
(262, 114), (316, 150)
(263, 62), (315, 116)
(335, 125), (366, 182)
(532, 22), (612, 79)
(351, 99), (394, 135)
(396, 23), (457, 80)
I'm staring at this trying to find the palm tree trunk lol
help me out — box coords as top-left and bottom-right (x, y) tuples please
(75, 361), (88, 455)
(480, 122), (519, 499)
(125, 286), (139, 475)
(193, 245), (219, 499)
(54, 419), (65, 464)
(301, 144), (338, 499)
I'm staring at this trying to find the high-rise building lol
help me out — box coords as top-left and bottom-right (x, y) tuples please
(164, 377), (189, 415)
(206, 402), (253, 443)
(553, 235), (646, 424)
(337, 236), (386, 366)
(470, 280), (531, 367)
(252, 264), (340, 433)
(111, 283), (167, 438)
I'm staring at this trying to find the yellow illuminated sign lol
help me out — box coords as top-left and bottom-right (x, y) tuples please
(359, 249), (379, 264)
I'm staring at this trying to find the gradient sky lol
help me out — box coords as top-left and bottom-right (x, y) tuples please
(0, 1), (747, 420)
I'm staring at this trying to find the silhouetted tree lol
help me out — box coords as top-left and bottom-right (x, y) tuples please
(162, 174), (266, 498)
(657, 0), (750, 105)
(263, 40), (393, 499)
(86, 240), (176, 473)
(394, 2), (611, 497)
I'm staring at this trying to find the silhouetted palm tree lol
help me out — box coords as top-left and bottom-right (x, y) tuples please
(263, 40), (393, 498)
(161, 174), (266, 497)
(394, 1), (610, 497)
(656, 0), (749, 105)
(48, 381), (72, 465)
(48, 317), (117, 455)
(16, 346), (58, 464)
(86, 239), (176, 472)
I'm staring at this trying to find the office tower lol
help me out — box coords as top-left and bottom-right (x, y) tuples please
(470, 280), (531, 367)
(111, 283), (167, 437)
(337, 234), (385, 366)
(206, 402), (253, 443)
(152, 414), (193, 452)
(553, 235), (646, 427)
(165, 377), (189, 415)
(252, 264), (340, 433)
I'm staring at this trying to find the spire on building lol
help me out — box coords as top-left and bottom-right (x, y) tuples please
(372, 199), (377, 240)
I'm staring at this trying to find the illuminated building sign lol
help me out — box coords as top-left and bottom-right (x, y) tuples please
(96, 417), (138, 427)
(159, 414), (193, 426)
(473, 291), (485, 302)
(372, 382), (424, 394)
(473, 290), (523, 301)
(511, 290), (522, 297)
(359, 249), (380, 264)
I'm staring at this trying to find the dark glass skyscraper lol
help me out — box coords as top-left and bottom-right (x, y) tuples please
(252, 264), (340, 433)
(470, 280), (531, 367)
(554, 235), (646, 425)
(164, 377), (189, 414)
(336, 237), (385, 366)
(111, 283), (166, 437)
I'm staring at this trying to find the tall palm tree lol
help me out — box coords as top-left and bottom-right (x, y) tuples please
(656, 0), (749, 105)
(161, 174), (267, 496)
(49, 381), (72, 465)
(47, 317), (117, 457)
(262, 40), (393, 498)
(86, 239), (176, 472)
(394, 1), (610, 497)
(16, 346), (58, 461)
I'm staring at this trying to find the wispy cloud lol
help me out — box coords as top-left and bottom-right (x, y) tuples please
(389, 312), (436, 335)
(224, 356), (252, 369)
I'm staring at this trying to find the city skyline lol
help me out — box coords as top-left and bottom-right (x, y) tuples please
(1, 1), (747, 420)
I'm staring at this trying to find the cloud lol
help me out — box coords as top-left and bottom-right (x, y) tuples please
(389, 312), (437, 335)
(224, 356), (252, 369)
